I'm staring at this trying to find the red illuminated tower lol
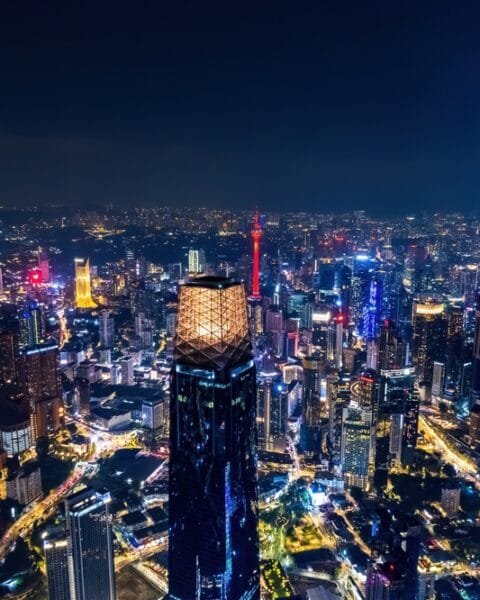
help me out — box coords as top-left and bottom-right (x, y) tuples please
(251, 212), (263, 298)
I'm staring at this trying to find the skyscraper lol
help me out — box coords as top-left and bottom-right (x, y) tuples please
(74, 258), (97, 309)
(188, 248), (206, 274)
(251, 213), (263, 298)
(43, 531), (71, 600)
(0, 329), (19, 384)
(65, 487), (116, 600)
(472, 291), (480, 401)
(19, 302), (44, 348)
(412, 299), (447, 387)
(169, 276), (259, 600)
(19, 343), (61, 440)
(378, 320), (407, 371)
(37, 247), (51, 283)
(300, 355), (325, 459)
(99, 309), (115, 349)
(341, 371), (379, 491)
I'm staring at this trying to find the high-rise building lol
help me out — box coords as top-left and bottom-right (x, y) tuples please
(169, 277), (259, 600)
(119, 356), (134, 385)
(341, 404), (372, 491)
(401, 391), (419, 466)
(44, 531), (71, 600)
(19, 302), (44, 348)
(441, 482), (461, 517)
(99, 309), (115, 348)
(378, 320), (407, 371)
(327, 371), (350, 465)
(341, 371), (379, 490)
(6, 461), (42, 505)
(472, 291), (480, 401)
(0, 385), (33, 457)
(412, 299), (447, 386)
(188, 248), (206, 274)
(37, 247), (51, 283)
(65, 487), (116, 600)
(251, 213), (263, 298)
(19, 343), (61, 440)
(300, 356), (326, 459)
(256, 376), (273, 450)
(74, 258), (97, 309)
(0, 330), (19, 384)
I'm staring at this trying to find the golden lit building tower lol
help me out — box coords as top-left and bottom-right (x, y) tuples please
(169, 276), (259, 600)
(412, 299), (447, 386)
(74, 258), (97, 309)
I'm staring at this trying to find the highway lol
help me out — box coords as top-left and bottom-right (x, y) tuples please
(0, 425), (140, 561)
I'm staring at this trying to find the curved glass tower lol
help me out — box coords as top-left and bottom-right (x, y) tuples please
(169, 276), (259, 600)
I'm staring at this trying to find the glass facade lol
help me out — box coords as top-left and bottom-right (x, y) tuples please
(169, 277), (259, 600)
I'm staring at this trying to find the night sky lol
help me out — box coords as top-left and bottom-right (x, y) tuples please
(1, 1), (480, 213)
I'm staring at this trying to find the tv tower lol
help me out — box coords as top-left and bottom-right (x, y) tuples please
(251, 212), (263, 298)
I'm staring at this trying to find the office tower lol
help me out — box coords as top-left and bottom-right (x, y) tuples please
(366, 562), (406, 600)
(19, 302), (44, 347)
(44, 531), (71, 600)
(142, 394), (166, 443)
(65, 487), (116, 600)
(401, 391), (419, 466)
(412, 299), (447, 386)
(300, 356), (325, 459)
(188, 248), (206, 274)
(389, 412), (404, 464)
(256, 376), (273, 450)
(441, 482), (461, 517)
(19, 343), (61, 440)
(251, 212), (263, 298)
(363, 277), (383, 341)
(99, 309), (114, 348)
(334, 314), (344, 369)
(327, 371), (349, 464)
(341, 371), (379, 490)
(37, 247), (50, 283)
(0, 385), (32, 457)
(472, 291), (480, 401)
(378, 320), (406, 371)
(311, 306), (332, 360)
(341, 404), (372, 491)
(356, 369), (380, 469)
(431, 361), (445, 401)
(0, 330), (19, 384)
(119, 356), (134, 385)
(350, 256), (372, 335)
(374, 406), (393, 489)
(169, 277), (259, 600)
(74, 258), (97, 309)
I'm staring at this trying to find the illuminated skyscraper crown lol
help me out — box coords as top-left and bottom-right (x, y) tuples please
(174, 276), (252, 369)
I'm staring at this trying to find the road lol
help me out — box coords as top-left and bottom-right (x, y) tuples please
(0, 425), (140, 561)
(419, 412), (478, 477)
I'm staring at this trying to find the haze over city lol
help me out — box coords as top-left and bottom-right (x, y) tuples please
(1, 3), (480, 600)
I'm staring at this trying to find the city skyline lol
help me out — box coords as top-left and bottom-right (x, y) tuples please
(1, 3), (480, 598)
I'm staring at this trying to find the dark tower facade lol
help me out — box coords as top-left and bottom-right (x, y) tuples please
(65, 487), (116, 600)
(169, 277), (259, 600)
(472, 291), (480, 401)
